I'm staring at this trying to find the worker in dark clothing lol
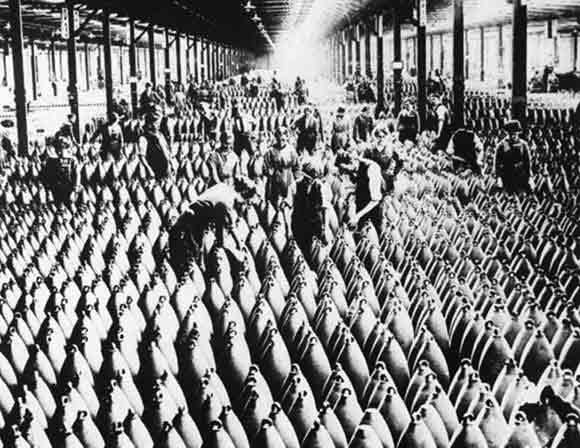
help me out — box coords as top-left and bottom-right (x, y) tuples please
(139, 82), (160, 114)
(292, 158), (332, 256)
(232, 103), (254, 157)
(447, 128), (484, 174)
(56, 114), (80, 147)
(432, 95), (452, 152)
(397, 101), (420, 144)
(353, 106), (374, 144)
(140, 105), (173, 179)
(494, 119), (534, 194)
(336, 150), (401, 235)
(294, 106), (320, 155)
(42, 135), (80, 203)
(168, 178), (257, 276)
(91, 112), (124, 160)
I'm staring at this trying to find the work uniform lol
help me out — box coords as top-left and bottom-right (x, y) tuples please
(42, 150), (79, 203)
(264, 144), (299, 204)
(355, 159), (385, 234)
(434, 103), (452, 152)
(143, 126), (172, 180)
(397, 109), (419, 144)
(292, 167), (332, 254)
(448, 129), (483, 174)
(168, 183), (241, 274)
(494, 137), (532, 193)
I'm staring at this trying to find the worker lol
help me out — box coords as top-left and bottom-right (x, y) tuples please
(330, 106), (350, 153)
(336, 150), (400, 235)
(232, 102), (254, 157)
(264, 126), (299, 208)
(294, 105), (320, 155)
(91, 111), (124, 160)
(494, 119), (534, 194)
(353, 106), (374, 144)
(140, 104), (173, 179)
(41, 135), (80, 203)
(432, 95), (452, 152)
(292, 157), (333, 256)
(209, 129), (240, 186)
(397, 100), (420, 144)
(447, 128), (484, 174)
(168, 178), (257, 275)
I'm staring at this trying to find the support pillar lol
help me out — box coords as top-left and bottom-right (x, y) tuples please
(67, 0), (80, 140)
(480, 26), (485, 81)
(129, 18), (138, 115)
(148, 24), (156, 86)
(2, 43), (8, 87)
(185, 35), (190, 81)
(84, 42), (90, 91)
(176, 32), (182, 84)
(512, 0), (527, 126)
(8, 0), (28, 155)
(119, 45), (125, 85)
(498, 25), (504, 76)
(164, 28), (171, 97)
(440, 33), (444, 72)
(365, 23), (372, 77)
(393, 5), (402, 116)
(341, 33), (347, 83)
(417, 5), (427, 131)
(30, 39), (38, 101)
(103, 8), (114, 120)
(194, 37), (199, 82)
(453, 0), (465, 129)
(50, 40), (56, 93)
(376, 15), (385, 114)
(355, 24), (361, 76)
(347, 29), (353, 76)
(429, 34), (434, 73)
(573, 32), (578, 70)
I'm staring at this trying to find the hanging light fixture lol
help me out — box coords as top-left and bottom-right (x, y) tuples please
(251, 12), (261, 23)
(243, 0), (255, 13)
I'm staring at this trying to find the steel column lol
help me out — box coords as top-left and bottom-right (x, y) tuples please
(355, 24), (361, 75)
(119, 45), (125, 85)
(84, 42), (90, 91)
(148, 24), (156, 86)
(67, 0), (80, 140)
(103, 9), (113, 119)
(365, 23), (372, 77)
(185, 36), (191, 80)
(176, 32), (182, 84)
(376, 15), (385, 113)
(440, 33), (444, 72)
(347, 29), (353, 76)
(194, 37), (199, 82)
(129, 18), (138, 115)
(453, 0), (465, 129)
(30, 39), (38, 101)
(2, 43), (8, 87)
(574, 32), (578, 70)
(480, 26), (485, 81)
(341, 33), (347, 83)
(164, 28), (171, 96)
(393, 5), (402, 116)
(417, 16), (427, 131)
(9, 0), (28, 155)
(498, 25), (504, 75)
(512, 0), (527, 126)
(50, 40), (56, 91)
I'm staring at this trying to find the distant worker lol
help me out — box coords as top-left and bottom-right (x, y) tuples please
(447, 128), (484, 174)
(353, 106), (374, 144)
(494, 120), (534, 194)
(42, 135), (80, 203)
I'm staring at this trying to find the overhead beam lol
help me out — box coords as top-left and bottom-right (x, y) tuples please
(9, 0), (28, 155)
(73, 8), (102, 38)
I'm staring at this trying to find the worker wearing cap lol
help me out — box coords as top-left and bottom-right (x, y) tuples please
(494, 119), (534, 193)
(295, 105), (320, 155)
(397, 100), (420, 144)
(140, 105), (173, 179)
(168, 177), (258, 275)
(91, 111), (124, 160)
(353, 106), (374, 144)
(42, 135), (80, 203)
(331, 106), (350, 153)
